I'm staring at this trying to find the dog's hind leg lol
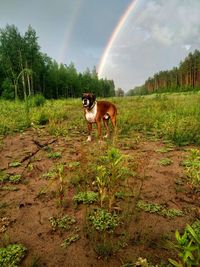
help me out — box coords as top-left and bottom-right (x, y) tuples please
(103, 118), (110, 138)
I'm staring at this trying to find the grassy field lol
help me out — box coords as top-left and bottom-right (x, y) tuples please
(0, 92), (200, 145)
(0, 92), (200, 267)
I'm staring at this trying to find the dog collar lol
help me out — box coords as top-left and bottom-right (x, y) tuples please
(88, 101), (97, 111)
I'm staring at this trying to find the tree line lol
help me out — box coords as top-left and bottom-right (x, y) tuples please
(127, 49), (200, 95)
(0, 24), (115, 100)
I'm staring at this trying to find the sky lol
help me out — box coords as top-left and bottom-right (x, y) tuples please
(0, 0), (200, 92)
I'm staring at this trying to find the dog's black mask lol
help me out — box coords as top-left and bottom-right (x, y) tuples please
(82, 93), (96, 108)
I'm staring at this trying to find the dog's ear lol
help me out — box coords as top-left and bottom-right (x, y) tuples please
(82, 93), (86, 99)
(92, 93), (96, 101)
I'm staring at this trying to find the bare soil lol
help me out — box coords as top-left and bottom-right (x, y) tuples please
(0, 128), (199, 267)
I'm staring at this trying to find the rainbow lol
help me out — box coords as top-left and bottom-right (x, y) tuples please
(59, 0), (83, 63)
(97, 0), (139, 78)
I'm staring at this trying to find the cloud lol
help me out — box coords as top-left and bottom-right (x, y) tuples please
(101, 0), (200, 91)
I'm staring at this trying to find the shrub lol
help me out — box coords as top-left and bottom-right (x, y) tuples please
(73, 191), (98, 204)
(0, 243), (26, 267)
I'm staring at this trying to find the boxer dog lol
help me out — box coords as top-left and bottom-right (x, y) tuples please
(82, 93), (117, 141)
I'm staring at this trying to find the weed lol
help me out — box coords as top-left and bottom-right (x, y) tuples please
(0, 186), (19, 191)
(136, 200), (183, 218)
(37, 112), (49, 125)
(0, 202), (7, 209)
(9, 161), (21, 167)
(0, 243), (26, 267)
(0, 217), (10, 233)
(168, 223), (200, 266)
(182, 149), (200, 187)
(49, 215), (76, 231)
(0, 171), (9, 182)
(88, 208), (119, 233)
(192, 220), (200, 237)
(42, 170), (57, 180)
(0, 174), (22, 184)
(47, 152), (62, 159)
(61, 234), (80, 248)
(95, 147), (129, 210)
(159, 158), (173, 166)
(115, 191), (125, 200)
(155, 147), (173, 153)
(136, 200), (162, 213)
(73, 191), (98, 204)
(94, 242), (114, 259)
(67, 161), (81, 169)
(8, 174), (22, 184)
(28, 94), (46, 107)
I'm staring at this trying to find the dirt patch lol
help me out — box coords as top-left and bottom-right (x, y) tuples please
(0, 128), (199, 266)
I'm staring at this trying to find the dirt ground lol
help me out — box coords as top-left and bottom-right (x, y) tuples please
(0, 127), (199, 267)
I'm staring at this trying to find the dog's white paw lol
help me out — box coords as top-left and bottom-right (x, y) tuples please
(87, 136), (92, 142)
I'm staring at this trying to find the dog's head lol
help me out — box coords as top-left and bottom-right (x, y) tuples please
(82, 93), (96, 108)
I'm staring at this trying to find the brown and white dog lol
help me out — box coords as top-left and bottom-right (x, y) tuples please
(82, 93), (117, 141)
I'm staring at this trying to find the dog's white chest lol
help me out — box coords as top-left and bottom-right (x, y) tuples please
(85, 103), (97, 123)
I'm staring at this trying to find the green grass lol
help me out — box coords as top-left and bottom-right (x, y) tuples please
(0, 93), (200, 145)
(182, 149), (200, 187)
(0, 92), (200, 145)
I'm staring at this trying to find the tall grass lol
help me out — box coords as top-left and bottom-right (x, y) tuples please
(0, 92), (200, 145)
(118, 92), (200, 145)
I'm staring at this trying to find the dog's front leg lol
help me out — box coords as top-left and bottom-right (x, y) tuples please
(96, 120), (102, 141)
(87, 123), (92, 141)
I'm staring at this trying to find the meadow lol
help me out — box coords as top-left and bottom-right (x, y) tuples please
(0, 92), (200, 267)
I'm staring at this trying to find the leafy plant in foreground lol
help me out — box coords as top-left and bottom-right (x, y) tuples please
(88, 208), (119, 233)
(95, 147), (129, 210)
(168, 223), (200, 266)
(0, 243), (27, 267)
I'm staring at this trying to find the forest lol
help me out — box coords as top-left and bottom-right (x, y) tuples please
(0, 24), (115, 100)
(128, 49), (200, 95)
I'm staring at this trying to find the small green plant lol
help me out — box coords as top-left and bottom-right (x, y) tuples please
(29, 93), (46, 107)
(0, 174), (21, 184)
(47, 152), (62, 159)
(73, 191), (98, 204)
(136, 200), (183, 218)
(94, 242), (114, 259)
(88, 208), (119, 233)
(0, 171), (9, 183)
(168, 223), (200, 266)
(0, 217), (10, 233)
(95, 147), (129, 210)
(0, 243), (27, 267)
(155, 147), (173, 153)
(61, 234), (80, 248)
(8, 174), (22, 184)
(0, 186), (19, 191)
(42, 170), (57, 180)
(37, 112), (49, 125)
(9, 161), (21, 167)
(49, 215), (76, 231)
(159, 158), (173, 166)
